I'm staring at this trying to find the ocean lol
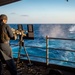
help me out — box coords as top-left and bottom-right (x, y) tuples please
(9, 24), (75, 68)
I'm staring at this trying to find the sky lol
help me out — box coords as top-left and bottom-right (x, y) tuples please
(0, 0), (75, 24)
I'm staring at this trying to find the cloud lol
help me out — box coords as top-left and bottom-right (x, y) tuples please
(10, 13), (16, 14)
(10, 13), (29, 17)
(21, 15), (29, 17)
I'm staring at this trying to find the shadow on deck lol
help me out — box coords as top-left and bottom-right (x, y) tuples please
(1, 59), (75, 75)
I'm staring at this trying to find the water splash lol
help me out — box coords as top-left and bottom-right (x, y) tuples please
(69, 25), (75, 33)
(39, 24), (66, 38)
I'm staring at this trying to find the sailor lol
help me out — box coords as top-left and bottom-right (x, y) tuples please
(0, 14), (17, 75)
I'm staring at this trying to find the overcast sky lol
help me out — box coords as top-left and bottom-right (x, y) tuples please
(0, 0), (75, 24)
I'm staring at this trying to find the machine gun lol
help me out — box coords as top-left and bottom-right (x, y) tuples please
(11, 24), (34, 40)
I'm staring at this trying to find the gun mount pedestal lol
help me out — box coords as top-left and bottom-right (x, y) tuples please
(17, 35), (32, 66)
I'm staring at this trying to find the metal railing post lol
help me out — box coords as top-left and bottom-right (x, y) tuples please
(46, 36), (49, 65)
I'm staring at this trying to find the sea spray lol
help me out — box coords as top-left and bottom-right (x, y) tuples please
(39, 24), (66, 38)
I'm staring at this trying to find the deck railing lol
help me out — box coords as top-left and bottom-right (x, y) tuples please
(46, 36), (75, 66)
(12, 36), (75, 66)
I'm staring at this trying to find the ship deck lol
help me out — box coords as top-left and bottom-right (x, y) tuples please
(1, 59), (75, 75)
